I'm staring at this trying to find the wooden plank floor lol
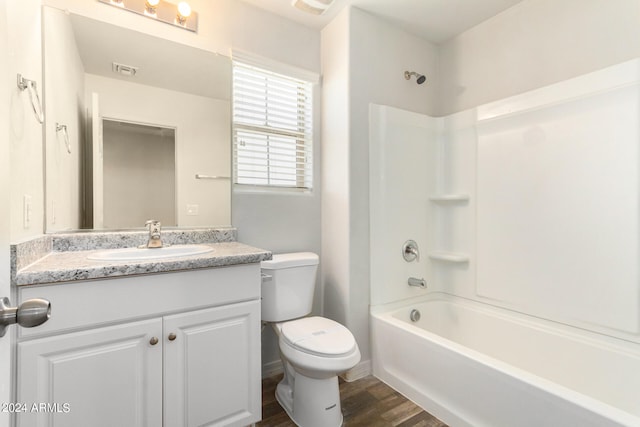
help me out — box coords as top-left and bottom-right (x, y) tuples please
(258, 374), (448, 427)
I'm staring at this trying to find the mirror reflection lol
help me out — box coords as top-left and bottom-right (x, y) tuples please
(43, 7), (232, 232)
(102, 120), (176, 229)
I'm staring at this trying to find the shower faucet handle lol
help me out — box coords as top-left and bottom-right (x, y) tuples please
(402, 240), (420, 262)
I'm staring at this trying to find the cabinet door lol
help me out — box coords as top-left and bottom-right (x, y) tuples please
(17, 319), (163, 427)
(163, 300), (261, 427)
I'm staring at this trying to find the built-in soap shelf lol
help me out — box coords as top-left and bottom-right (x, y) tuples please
(428, 194), (470, 263)
(428, 251), (470, 263)
(429, 194), (470, 203)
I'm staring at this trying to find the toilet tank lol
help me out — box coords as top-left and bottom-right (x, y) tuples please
(261, 252), (319, 322)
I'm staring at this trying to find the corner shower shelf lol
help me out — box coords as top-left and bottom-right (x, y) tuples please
(428, 251), (470, 263)
(429, 194), (470, 203)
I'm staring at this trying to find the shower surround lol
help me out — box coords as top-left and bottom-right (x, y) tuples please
(369, 59), (640, 426)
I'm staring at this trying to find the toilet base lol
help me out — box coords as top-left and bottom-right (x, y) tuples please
(275, 364), (343, 427)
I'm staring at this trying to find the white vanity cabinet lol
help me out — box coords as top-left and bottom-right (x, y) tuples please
(163, 301), (260, 426)
(18, 318), (164, 427)
(15, 264), (261, 427)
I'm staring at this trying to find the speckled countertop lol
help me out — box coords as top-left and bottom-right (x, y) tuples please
(12, 229), (272, 287)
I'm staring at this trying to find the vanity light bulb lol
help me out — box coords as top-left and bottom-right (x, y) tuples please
(145, 0), (159, 15)
(177, 2), (192, 19)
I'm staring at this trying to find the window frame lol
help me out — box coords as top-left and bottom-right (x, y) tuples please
(232, 58), (315, 192)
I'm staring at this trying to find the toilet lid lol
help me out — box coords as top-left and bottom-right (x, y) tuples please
(280, 317), (356, 357)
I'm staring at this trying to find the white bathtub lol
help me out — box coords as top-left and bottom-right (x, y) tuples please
(371, 293), (640, 427)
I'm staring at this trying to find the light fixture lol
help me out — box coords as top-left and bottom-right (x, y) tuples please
(98, 0), (198, 33)
(176, 2), (191, 25)
(144, 0), (159, 16)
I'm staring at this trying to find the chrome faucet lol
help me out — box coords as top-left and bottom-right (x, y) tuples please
(143, 220), (164, 248)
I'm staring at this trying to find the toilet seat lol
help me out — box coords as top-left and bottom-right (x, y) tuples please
(280, 316), (356, 357)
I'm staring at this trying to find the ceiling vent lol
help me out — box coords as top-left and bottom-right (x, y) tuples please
(112, 62), (139, 77)
(291, 0), (334, 15)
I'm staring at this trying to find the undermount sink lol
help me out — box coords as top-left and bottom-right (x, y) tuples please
(87, 244), (214, 261)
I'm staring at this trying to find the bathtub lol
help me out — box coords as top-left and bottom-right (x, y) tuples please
(371, 293), (640, 427)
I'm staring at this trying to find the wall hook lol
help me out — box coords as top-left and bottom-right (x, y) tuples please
(17, 74), (44, 124)
(56, 123), (71, 154)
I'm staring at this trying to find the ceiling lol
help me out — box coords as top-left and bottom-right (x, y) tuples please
(239, 0), (524, 44)
(68, 13), (230, 99)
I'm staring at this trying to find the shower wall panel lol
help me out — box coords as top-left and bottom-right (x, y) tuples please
(370, 60), (640, 342)
(475, 60), (640, 340)
(369, 105), (438, 306)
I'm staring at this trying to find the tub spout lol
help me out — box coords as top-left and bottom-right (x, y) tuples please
(408, 277), (426, 289)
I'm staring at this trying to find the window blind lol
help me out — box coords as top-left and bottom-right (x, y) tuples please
(233, 61), (313, 189)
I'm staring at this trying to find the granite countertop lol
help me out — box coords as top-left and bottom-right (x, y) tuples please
(15, 242), (271, 286)
(11, 229), (272, 287)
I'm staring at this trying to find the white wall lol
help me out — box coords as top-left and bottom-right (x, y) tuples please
(43, 7), (85, 232)
(438, 0), (640, 115)
(321, 6), (439, 371)
(8, 0), (43, 242)
(320, 6), (351, 335)
(0, 3), (13, 425)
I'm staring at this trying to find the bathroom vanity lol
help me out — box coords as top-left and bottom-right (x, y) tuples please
(11, 229), (270, 427)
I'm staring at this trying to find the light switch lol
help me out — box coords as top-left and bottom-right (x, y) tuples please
(23, 195), (32, 228)
(186, 204), (199, 216)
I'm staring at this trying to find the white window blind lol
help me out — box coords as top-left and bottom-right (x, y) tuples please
(233, 60), (313, 189)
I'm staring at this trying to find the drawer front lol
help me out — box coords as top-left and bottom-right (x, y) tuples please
(18, 264), (260, 338)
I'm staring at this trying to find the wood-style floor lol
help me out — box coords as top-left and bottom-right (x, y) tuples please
(257, 374), (448, 427)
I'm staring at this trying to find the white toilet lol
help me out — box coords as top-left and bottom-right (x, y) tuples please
(261, 252), (361, 427)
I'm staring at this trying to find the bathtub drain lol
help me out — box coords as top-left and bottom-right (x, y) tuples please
(410, 309), (421, 322)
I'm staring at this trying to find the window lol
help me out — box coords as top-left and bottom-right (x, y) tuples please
(232, 60), (313, 190)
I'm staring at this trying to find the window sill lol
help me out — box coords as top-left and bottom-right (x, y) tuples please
(232, 184), (314, 196)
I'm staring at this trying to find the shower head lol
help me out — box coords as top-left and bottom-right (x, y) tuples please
(404, 71), (426, 85)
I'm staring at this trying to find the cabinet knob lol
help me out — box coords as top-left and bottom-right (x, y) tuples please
(149, 337), (159, 346)
(168, 333), (177, 341)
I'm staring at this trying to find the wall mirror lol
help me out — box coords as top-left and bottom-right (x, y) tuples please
(43, 6), (232, 232)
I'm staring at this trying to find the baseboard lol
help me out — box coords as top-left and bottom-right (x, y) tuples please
(262, 359), (283, 379)
(341, 359), (371, 382)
